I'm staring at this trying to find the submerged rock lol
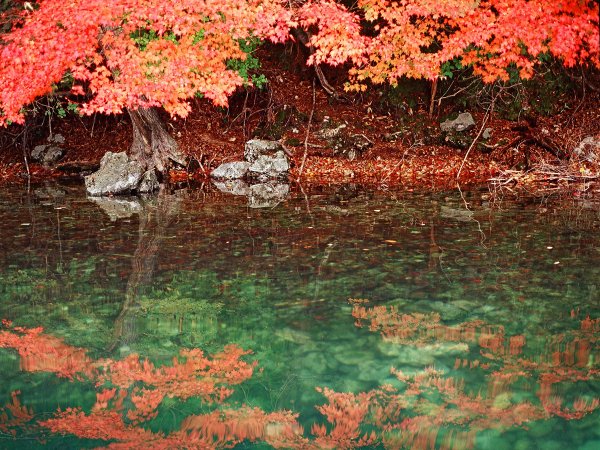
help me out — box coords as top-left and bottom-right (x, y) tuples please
(85, 151), (154, 196)
(440, 205), (474, 222)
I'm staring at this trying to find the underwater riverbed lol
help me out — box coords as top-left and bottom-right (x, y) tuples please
(0, 183), (599, 449)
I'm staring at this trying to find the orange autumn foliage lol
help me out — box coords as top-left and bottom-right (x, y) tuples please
(0, 0), (292, 125)
(348, 0), (600, 87)
(98, 346), (256, 403)
(2, 1), (598, 128)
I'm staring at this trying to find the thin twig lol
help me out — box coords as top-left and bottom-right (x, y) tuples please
(456, 94), (496, 180)
(297, 78), (316, 182)
(21, 120), (31, 183)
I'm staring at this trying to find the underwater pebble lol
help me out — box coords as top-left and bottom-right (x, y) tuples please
(333, 349), (370, 366)
(492, 392), (512, 410)
(377, 341), (405, 358)
(529, 420), (553, 438)
(301, 351), (328, 374)
(427, 300), (464, 320)
(396, 346), (436, 366)
(476, 431), (513, 450)
(356, 360), (386, 382)
(448, 299), (478, 311)
(513, 438), (535, 450)
(533, 440), (563, 450)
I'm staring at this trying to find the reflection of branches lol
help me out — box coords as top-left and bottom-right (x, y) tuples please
(2, 311), (599, 450)
(348, 300), (600, 448)
(0, 391), (34, 437)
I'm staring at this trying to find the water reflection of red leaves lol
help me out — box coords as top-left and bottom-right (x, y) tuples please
(41, 403), (307, 449)
(0, 391), (34, 436)
(310, 387), (377, 448)
(0, 324), (94, 379)
(3, 311), (600, 450)
(40, 408), (172, 449)
(98, 346), (256, 403)
(127, 388), (164, 424)
(179, 408), (305, 448)
(351, 302), (508, 355)
(348, 302), (600, 449)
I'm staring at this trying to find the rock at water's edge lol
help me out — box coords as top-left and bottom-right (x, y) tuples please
(85, 152), (150, 196)
(138, 170), (159, 193)
(210, 161), (251, 180)
(248, 150), (289, 180)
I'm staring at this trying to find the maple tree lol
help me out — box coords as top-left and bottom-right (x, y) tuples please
(343, 0), (600, 88)
(1, 0), (598, 177)
(0, 0), (291, 174)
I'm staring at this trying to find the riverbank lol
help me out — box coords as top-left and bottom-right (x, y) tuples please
(1, 57), (599, 195)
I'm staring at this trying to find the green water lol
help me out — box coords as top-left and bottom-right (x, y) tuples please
(0, 183), (598, 449)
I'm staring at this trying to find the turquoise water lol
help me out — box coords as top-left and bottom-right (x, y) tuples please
(0, 183), (598, 449)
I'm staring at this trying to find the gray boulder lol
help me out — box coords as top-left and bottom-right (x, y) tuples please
(248, 150), (289, 180)
(441, 112), (476, 132)
(211, 139), (290, 181)
(31, 145), (65, 166)
(49, 133), (66, 144)
(318, 118), (371, 160)
(244, 139), (285, 163)
(31, 134), (67, 166)
(318, 123), (347, 140)
(248, 183), (290, 208)
(210, 161), (251, 180)
(85, 152), (156, 196)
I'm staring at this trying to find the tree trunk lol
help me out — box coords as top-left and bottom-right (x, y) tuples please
(127, 107), (186, 174)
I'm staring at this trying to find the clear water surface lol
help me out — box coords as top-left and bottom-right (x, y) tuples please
(0, 183), (598, 449)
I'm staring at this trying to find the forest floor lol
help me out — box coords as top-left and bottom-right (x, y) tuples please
(1, 49), (600, 195)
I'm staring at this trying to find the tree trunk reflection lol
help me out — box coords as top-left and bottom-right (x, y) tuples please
(109, 191), (180, 351)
